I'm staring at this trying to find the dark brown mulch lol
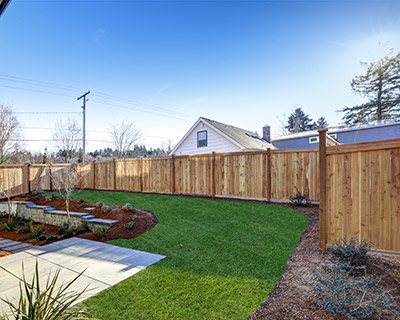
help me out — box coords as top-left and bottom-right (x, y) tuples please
(0, 194), (158, 247)
(248, 203), (400, 320)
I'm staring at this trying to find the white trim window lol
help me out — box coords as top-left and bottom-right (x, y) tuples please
(197, 130), (207, 147)
(309, 136), (319, 143)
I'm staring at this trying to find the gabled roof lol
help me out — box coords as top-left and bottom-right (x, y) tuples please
(272, 118), (400, 142)
(170, 117), (275, 155)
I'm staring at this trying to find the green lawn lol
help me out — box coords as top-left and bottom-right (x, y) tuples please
(69, 191), (308, 320)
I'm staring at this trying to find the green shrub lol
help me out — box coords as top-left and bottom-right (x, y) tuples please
(290, 193), (311, 206)
(101, 205), (110, 213)
(312, 264), (397, 320)
(1, 216), (21, 232)
(124, 215), (137, 230)
(122, 203), (134, 211)
(0, 261), (89, 320)
(18, 221), (45, 241)
(95, 201), (105, 208)
(44, 195), (53, 202)
(91, 227), (107, 238)
(58, 223), (74, 238)
(328, 237), (372, 268)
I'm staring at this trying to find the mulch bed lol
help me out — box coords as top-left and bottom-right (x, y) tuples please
(248, 203), (400, 320)
(0, 194), (158, 247)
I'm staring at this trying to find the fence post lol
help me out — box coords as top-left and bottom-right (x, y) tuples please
(267, 148), (272, 201)
(171, 155), (175, 194)
(49, 165), (53, 191)
(140, 157), (143, 192)
(318, 129), (328, 250)
(211, 152), (216, 197)
(113, 158), (117, 190)
(92, 161), (96, 189)
(27, 163), (31, 193)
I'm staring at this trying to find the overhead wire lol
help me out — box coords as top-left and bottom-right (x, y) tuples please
(0, 73), (196, 122)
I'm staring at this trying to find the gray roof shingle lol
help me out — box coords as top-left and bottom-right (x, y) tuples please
(201, 117), (275, 150)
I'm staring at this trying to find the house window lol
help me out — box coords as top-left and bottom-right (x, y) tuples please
(309, 136), (319, 143)
(329, 133), (338, 140)
(197, 130), (207, 147)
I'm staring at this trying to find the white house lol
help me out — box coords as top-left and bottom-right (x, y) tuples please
(169, 117), (275, 156)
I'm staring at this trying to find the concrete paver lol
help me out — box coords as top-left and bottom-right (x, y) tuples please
(0, 237), (166, 316)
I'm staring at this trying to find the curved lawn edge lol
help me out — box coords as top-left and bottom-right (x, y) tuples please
(70, 190), (308, 320)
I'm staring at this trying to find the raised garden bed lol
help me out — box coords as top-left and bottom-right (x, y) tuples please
(0, 193), (158, 248)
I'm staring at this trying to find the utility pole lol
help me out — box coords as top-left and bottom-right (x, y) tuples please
(77, 91), (90, 164)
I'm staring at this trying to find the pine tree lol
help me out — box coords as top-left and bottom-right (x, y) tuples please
(314, 117), (329, 130)
(285, 107), (314, 133)
(341, 51), (400, 124)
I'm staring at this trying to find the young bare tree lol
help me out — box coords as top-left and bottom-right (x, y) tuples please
(52, 118), (82, 163)
(0, 105), (23, 164)
(51, 164), (81, 226)
(0, 179), (13, 220)
(109, 121), (142, 158)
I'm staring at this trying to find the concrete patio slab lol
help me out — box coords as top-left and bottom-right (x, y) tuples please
(0, 237), (166, 316)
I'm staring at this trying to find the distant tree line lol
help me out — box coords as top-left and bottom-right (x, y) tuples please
(0, 104), (175, 165)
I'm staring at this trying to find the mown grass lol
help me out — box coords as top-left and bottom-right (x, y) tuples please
(68, 191), (308, 320)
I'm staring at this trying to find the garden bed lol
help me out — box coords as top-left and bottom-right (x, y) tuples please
(249, 203), (400, 320)
(0, 193), (158, 248)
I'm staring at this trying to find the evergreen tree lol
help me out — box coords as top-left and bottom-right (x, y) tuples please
(285, 107), (314, 133)
(314, 117), (329, 130)
(341, 51), (400, 124)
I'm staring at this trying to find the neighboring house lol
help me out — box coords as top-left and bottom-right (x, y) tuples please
(272, 118), (400, 149)
(169, 117), (275, 156)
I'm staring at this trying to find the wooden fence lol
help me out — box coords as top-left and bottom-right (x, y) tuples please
(0, 149), (319, 202)
(1, 137), (399, 254)
(319, 132), (400, 254)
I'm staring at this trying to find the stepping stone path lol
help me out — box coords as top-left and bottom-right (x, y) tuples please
(0, 237), (34, 253)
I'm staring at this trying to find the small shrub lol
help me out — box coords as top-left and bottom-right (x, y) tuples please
(124, 215), (137, 230)
(18, 221), (45, 241)
(101, 205), (110, 213)
(290, 193), (311, 206)
(17, 220), (33, 234)
(0, 261), (89, 320)
(75, 222), (90, 235)
(1, 216), (21, 232)
(96, 201), (105, 208)
(91, 227), (107, 238)
(328, 237), (372, 268)
(312, 265), (397, 320)
(31, 190), (38, 196)
(122, 203), (134, 211)
(58, 223), (73, 238)
(44, 195), (52, 202)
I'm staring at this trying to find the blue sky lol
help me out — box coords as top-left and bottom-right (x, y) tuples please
(1, 0), (400, 152)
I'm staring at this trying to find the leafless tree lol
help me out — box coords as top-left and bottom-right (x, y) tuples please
(51, 164), (81, 226)
(161, 139), (176, 154)
(52, 118), (82, 163)
(109, 121), (142, 158)
(0, 179), (13, 220)
(0, 105), (23, 164)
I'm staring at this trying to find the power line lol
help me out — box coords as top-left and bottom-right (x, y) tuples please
(14, 111), (81, 115)
(0, 73), (196, 122)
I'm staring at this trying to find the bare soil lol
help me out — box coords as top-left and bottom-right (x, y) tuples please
(0, 194), (158, 248)
(248, 203), (400, 320)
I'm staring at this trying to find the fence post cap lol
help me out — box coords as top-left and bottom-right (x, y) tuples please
(318, 128), (328, 133)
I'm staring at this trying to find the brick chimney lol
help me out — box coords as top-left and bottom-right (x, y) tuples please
(262, 125), (271, 142)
